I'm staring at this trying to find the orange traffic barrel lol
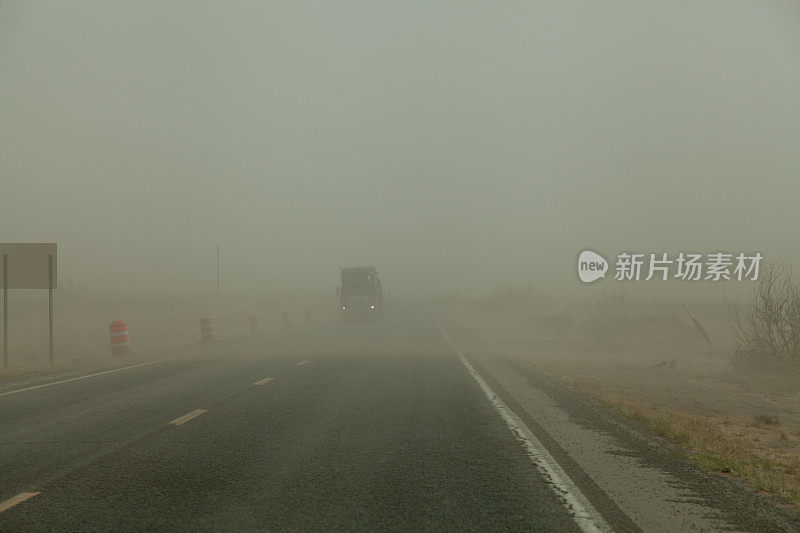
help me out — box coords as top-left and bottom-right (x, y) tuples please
(304, 309), (313, 324)
(109, 320), (132, 356)
(249, 314), (260, 335)
(281, 311), (292, 327)
(200, 317), (215, 341)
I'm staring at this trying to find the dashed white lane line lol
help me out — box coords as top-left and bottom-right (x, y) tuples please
(0, 330), (308, 399)
(431, 314), (612, 533)
(0, 491), (40, 514)
(297, 360), (309, 366)
(169, 409), (208, 426)
(254, 377), (274, 386)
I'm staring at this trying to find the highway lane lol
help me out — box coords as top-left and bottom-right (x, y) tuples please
(0, 308), (585, 531)
(0, 332), (313, 512)
(0, 301), (797, 531)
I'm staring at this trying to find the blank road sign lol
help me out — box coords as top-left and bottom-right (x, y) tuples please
(0, 243), (58, 289)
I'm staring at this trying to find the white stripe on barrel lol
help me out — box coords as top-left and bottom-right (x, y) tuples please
(200, 317), (215, 341)
(109, 319), (132, 356)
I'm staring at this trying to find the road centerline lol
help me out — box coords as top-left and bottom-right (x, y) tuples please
(0, 491), (40, 514)
(169, 409), (208, 426)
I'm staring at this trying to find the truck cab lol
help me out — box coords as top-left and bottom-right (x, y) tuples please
(338, 266), (383, 320)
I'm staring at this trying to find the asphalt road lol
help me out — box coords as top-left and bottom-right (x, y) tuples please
(0, 302), (797, 531)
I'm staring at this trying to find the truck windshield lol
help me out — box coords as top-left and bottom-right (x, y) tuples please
(342, 270), (373, 286)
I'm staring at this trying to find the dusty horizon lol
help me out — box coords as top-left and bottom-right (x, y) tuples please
(3, 1), (799, 297)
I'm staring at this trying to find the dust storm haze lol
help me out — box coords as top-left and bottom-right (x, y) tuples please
(5, 3), (800, 530)
(2, 1), (799, 297)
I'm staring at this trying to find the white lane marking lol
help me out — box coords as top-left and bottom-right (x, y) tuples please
(457, 354), (609, 533)
(432, 315), (611, 533)
(297, 360), (309, 366)
(0, 360), (168, 398)
(0, 491), (40, 514)
(169, 409), (208, 426)
(0, 329), (309, 398)
(254, 377), (274, 386)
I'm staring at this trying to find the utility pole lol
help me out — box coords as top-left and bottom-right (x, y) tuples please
(49, 254), (53, 365)
(216, 243), (221, 308)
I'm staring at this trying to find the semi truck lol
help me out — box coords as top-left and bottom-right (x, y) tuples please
(337, 266), (383, 320)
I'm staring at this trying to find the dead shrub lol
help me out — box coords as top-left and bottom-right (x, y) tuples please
(592, 285), (627, 315)
(728, 262), (800, 370)
(754, 414), (781, 427)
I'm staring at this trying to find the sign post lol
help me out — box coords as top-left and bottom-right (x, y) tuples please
(0, 243), (58, 368)
(3, 254), (7, 369)
(49, 254), (54, 365)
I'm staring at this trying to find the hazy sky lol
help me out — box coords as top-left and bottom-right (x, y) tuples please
(2, 1), (799, 295)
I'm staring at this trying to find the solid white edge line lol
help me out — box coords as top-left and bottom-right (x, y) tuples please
(0, 329), (311, 398)
(431, 314), (612, 533)
(0, 359), (167, 398)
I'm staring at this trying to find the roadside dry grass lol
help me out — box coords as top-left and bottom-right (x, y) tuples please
(562, 373), (800, 508)
(434, 297), (800, 510)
